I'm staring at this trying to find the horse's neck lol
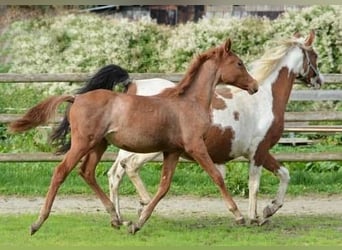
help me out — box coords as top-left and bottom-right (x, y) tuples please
(182, 62), (218, 111)
(269, 67), (296, 118)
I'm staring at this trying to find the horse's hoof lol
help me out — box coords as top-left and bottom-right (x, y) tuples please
(139, 200), (149, 206)
(137, 208), (143, 217)
(259, 218), (270, 226)
(127, 223), (140, 235)
(30, 223), (40, 235)
(235, 217), (246, 225)
(249, 218), (260, 225)
(263, 206), (273, 219)
(122, 220), (133, 227)
(30, 224), (38, 236)
(111, 219), (121, 229)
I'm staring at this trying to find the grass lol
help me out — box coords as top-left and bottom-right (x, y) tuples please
(0, 213), (341, 246)
(1, 160), (342, 197)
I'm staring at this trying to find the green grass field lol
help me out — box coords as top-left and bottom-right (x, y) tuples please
(1, 213), (341, 246)
(1, 160), (342, 197)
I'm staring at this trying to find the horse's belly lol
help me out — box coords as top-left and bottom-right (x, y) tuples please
(105, 131), (176, 153)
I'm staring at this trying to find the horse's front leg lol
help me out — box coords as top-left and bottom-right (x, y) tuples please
(247, 162), (262, 224)
(128, 151), (180, 234)
(254, 151), (290, 225)
(187, 140), (245, 225)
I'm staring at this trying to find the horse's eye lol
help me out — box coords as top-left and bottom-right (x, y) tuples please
(238, 61), (243, 67)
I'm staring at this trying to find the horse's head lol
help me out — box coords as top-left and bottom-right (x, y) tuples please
(216, 39), (258, 95)
(295, 30), (324, 88)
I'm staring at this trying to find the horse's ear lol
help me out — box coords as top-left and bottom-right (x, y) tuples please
(225, 38), (232, 53)
(304, 30), (315, 46)
(293, 31), (301, 38)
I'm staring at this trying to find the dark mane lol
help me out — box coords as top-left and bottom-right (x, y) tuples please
(158, 46), (218, 98)
(75, 64), (129, 94)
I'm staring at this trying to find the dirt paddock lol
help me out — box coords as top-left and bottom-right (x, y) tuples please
(1, 195), (342, 217)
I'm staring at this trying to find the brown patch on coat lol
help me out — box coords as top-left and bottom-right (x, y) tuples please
(216, 87), (233, 99)
(211, 93), (226, 110)
(205, 125), (235, 164)
(253, 67), (296, 170)
(300, 48), (320, 85)
(233, 111), (240, 121)
(182, 125), (235, 164)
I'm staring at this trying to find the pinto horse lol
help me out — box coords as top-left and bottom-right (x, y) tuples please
(103, 31), (323, 225)
(9, 39), (258, 235)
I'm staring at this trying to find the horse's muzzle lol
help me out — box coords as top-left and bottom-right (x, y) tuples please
(313, 74), (324, 88)
(248, 83), (259, 95)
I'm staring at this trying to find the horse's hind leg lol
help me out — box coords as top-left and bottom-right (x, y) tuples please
(123, 152), (161, 208)
(30, 147), (88, 235)
(128, 152), (180, 234)
(78, 139), (121, 228)
(108, 151), (159, 222)
(108, 154), (126, 222)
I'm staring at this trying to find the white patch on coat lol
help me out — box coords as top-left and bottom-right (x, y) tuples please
(212, 46), (305, 159)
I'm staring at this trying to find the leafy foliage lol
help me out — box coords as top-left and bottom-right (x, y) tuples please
(1, 5), (341, 74)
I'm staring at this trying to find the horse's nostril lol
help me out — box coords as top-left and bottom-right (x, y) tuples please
(253, 85), (259, 93)
(248, 87), (258, 95)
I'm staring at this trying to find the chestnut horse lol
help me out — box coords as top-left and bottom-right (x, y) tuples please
(104, 31), (323, 225)
(9, 39), (258, 235)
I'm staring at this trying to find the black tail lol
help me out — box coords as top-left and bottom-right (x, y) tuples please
(50, 64), (130, 154)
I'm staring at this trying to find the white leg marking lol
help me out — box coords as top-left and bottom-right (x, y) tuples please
(124, 153), (161, 206)
(215, 164), (226, 178)
(248, 163), (262, 222)
(263, 166), (290, 219)
(108, 151), (132, 221)
(108, 151), (161, 222)
(274, 166), (290, 206)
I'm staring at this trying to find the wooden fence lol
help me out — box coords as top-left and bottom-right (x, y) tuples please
(0, 73), (341, 162)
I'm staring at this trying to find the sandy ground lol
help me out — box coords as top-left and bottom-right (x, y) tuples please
(1, 194), (342, 217)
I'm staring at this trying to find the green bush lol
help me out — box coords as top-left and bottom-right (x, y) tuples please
(272, 5), (342, 73)
(1, 5), (341, 74)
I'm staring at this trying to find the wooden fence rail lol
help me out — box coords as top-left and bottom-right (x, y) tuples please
(0, 73), (341, 163)
(0, 152), (341, 163)
(1, 73), (342, 102)
(1, 111), (342, 132)
(0, 73), (341, 83)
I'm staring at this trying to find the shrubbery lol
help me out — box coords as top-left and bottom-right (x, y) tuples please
(1, 5), (341, 74)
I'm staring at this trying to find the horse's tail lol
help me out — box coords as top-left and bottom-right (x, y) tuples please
(50, 64), (130, 155)
(75, 64), (131, 94)
(8, 95), (74, 133)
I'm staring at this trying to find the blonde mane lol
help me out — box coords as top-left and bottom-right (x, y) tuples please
(250, 36), (312, 84)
